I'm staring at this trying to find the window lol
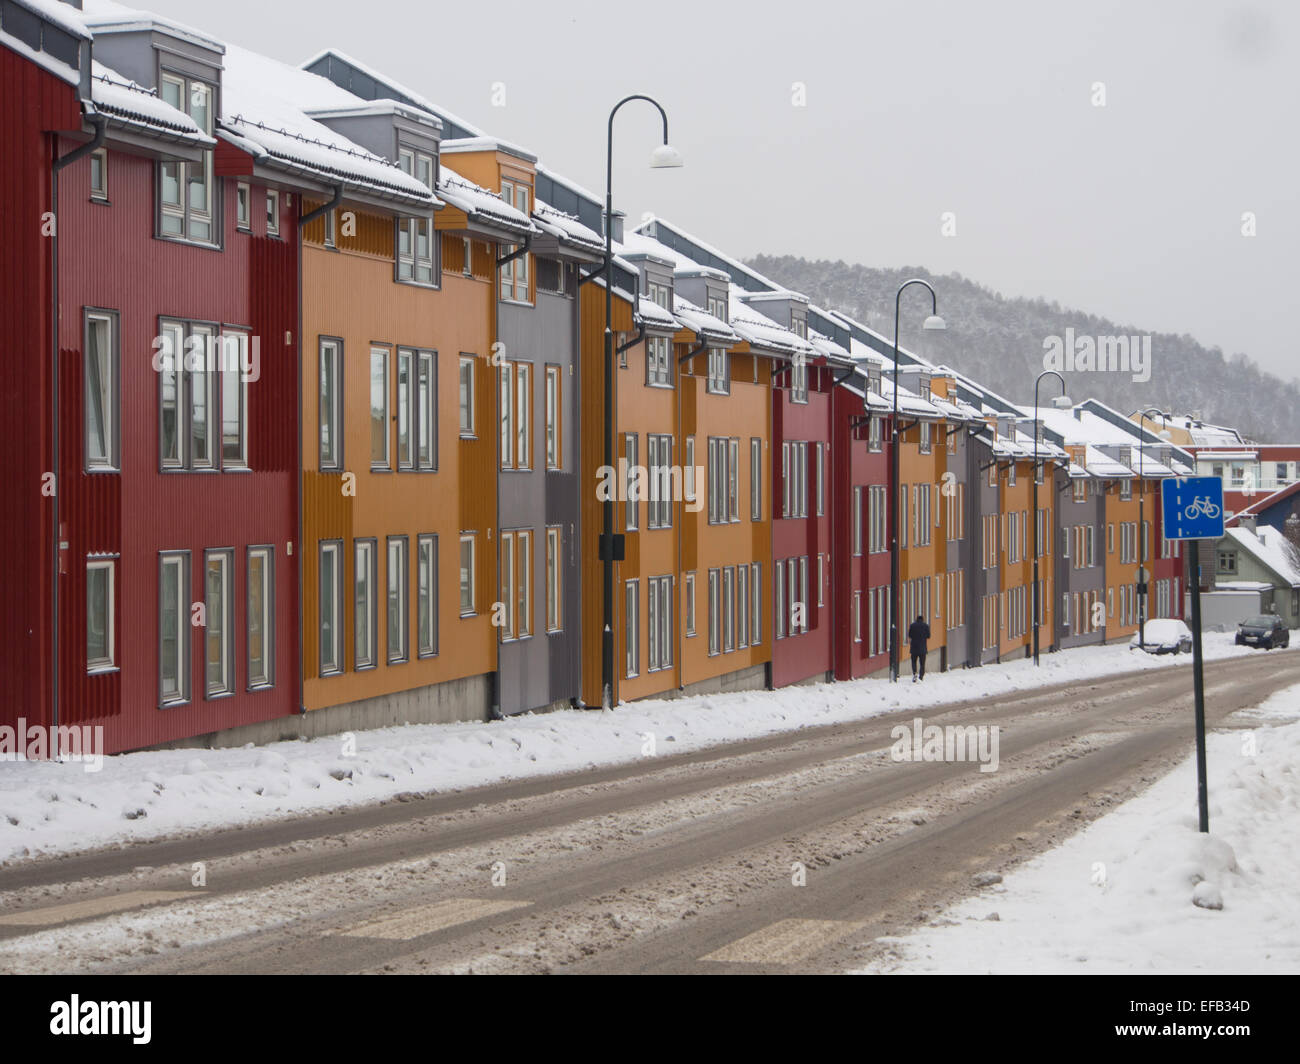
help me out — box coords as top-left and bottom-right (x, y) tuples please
(417, 534), (438, 658)
(708, 569), (720, 655)
(625, 433), (639, 530)
(370, 347), (390, 469)
(86, 558), (115, 672)
(500, 360), (531, 469)
(818, 554), (825, 607)
(816, 445), (824, 516)
(246, 547), (273, 689)
(750, 562), (761, 645)
(319, 338), (343, 470)
(416, 349), (436, 470)
(775, 561), (786, 640)
(516, 529), (532, 639)
(236, 182), (250, 230)
(737, 564), (749, 647)
(685, 572), (697, 637)
(625, 579), (640, 677)
(648, 434), (673, 529)
(545, 365), (561, 468)
(728, 438), (739, 521)
(204, 550), (233, 697)
(158, 73), (215, 243)
(159, 551), (190, 704)
(751, 438), (762, 520)
(220, 331), (249, 469)
(354, 539), (377, 670)
(920, 421), (931, 454)
(899, 484), (909, 549)
(854, 590), (863, 643)
(723, 567), (735, 652)
(499, 529), (531, 641)
(1008, 462), (1017, 487)
(853, 487), (864, 556)
(1073, 478), (1086, 502)
(868, 416), (882, 452)
(1217, 551), (1237, 575)
(707, 347), (730, 394)
(459, 356), (476, 437)
(499, 179), (531, 301)
(90, 148), (107, 201)
(545, 527), (562, 633)
(397, 349), (414, 470)
(647, 336), (672, 387)
(266, 190), (280, 237)
(323, 208), (337, 249)
(397, 148), (437, 284)
(318, 542), (343, 676)
(790, 357), (808, 403)
(1120, 478), (1132, 500)
(647, 280), (671, 309)
(85, 310), (119, 471)
(463, 237), (474, 276)
(387, 536), (409, 663)
(459, 535), (476, 615)
(782, 441), (808, 518)
(648, 575), (673, 672)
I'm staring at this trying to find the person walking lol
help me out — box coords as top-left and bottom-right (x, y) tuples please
(907, 614), (930, 682)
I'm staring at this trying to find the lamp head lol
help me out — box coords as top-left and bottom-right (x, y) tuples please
(922, 314), (946, 331)
(649, 143), (684, 169)
(1050, 395), (1073, 409)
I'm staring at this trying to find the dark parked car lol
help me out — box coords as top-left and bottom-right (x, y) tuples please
(1236, 614), (1291, 650)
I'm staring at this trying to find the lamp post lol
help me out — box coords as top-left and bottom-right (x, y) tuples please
(1134, 406), (1167, 651)
(1031, 371), (1070, 665)
(600, 95), (682, 709)
(889, 279), (945, 682)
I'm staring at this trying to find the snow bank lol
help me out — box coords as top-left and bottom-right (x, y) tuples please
(859, 682), (1300, 974)
(0, 634), (1284, 866)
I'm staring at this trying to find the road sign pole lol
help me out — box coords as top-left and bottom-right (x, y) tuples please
(1187, 543), (1210, 833)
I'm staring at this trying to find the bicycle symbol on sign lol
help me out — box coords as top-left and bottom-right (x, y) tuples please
(1184, 496), (1221, 521)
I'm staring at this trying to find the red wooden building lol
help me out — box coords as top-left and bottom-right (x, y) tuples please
(3, 2), (309, 753)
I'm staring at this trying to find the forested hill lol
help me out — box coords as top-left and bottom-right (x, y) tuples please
(746, 255), (1298, 443)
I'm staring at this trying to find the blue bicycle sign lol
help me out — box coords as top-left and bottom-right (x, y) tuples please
(1183, 495), (1221, 521)
(1162, 477), (1226, 540)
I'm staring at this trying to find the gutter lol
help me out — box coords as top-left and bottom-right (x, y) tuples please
(300, 185), (343, 230)
(49, 109), (108, 755)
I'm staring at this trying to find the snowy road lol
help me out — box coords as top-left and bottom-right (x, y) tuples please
(1, 650), (1297, 974)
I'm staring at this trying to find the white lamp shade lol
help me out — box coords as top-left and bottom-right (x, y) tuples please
(922, 314), (946, 331)
(1051, 395), (1073, 409)
(649, 143), (684, 168)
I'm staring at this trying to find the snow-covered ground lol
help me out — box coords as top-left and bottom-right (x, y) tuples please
(0, 633), (1284, 865)
(860, 682), (1300, 974)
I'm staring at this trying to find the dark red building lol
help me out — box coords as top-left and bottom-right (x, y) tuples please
(3, 2), (305, 754)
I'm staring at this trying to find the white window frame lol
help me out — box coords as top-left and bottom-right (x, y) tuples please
(159, 551), (191, 705)
(354, 539), (377, 671)
(84, 309), (119, 472)
(319, 541), (344, 677)
(86, 557), (116, 673)
(204, 549), (233, 698)
(459, 534), (476, 616)
(319, 337), (344, 471)
(387, 536), (409, 664)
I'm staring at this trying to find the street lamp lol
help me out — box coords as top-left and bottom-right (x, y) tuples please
(889, 279), (945, 682)
(601, 95), (682, 709)
(1031, 371), (1070, 665)
(1134, 406), (1168, 651)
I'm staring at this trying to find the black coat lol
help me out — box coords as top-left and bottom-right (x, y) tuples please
(907, 619), (931, 655)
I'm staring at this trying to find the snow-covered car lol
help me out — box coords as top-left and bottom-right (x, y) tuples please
(1129, 619), (1193, 655)
(1235, 614), (1291, 650)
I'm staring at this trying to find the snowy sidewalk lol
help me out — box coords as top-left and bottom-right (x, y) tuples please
(0, 634), (1286, 865)
(858, 683), (1300, 974)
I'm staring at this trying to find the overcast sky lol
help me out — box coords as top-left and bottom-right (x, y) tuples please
(150, 0), (1297, 382)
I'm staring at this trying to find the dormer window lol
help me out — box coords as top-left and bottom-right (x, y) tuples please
(158, 73), (215, 244)
(791, 317), (807, 340)
(647, 280), (671, 310)
(397, 147), (436, 285)
(707, 293), (727, 323)
(499, 179), (531, 302)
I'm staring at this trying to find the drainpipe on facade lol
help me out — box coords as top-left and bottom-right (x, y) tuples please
(50, 108), (108, 755)
(675, 339), (708, 690)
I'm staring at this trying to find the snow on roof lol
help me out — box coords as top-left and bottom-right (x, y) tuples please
(1083, 445), (1133, 477)
(1227, 526), (1300, 587)
(535, 163), (602, 208)
(634, 214), (785, 292)
(89, 60), (212, 143)
(81, 0), (222, 53)
(441, 136), (537, 163)
(808, 327), (850, 362)
(672, 295), (739, 345)
(637, 296), (679, 330)
(219, 44), (435, 204)
(437, 165), (532, 233)
(619, 230), (730, 281)
(729, 287), (814, 357)
(13, 0), (91, 38)
(533, 200), (603, 253)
